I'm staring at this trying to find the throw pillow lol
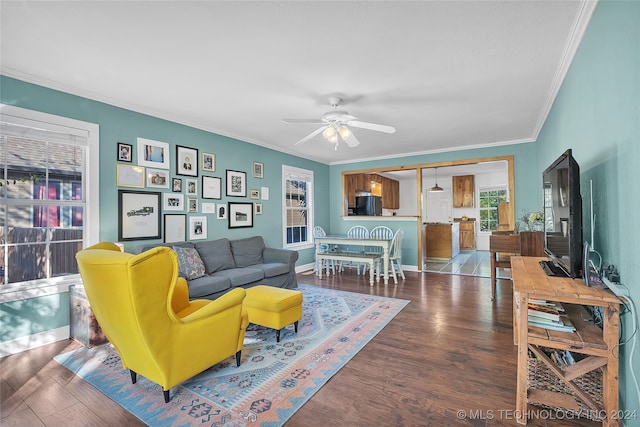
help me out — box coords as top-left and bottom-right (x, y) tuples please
(173, 246), (206, 280)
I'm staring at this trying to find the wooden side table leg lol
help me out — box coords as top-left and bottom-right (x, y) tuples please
(602, 303), (620, 427)
(516, 292), (529, 425)
(490, 251), (497, 300)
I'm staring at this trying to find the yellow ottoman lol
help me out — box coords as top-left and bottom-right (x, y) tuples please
(244, 285), (303, 342)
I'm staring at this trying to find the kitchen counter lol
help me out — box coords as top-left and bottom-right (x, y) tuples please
(424, 222), (460, 259)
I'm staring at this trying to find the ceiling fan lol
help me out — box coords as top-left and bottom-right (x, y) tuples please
(282, 97), (396, 149)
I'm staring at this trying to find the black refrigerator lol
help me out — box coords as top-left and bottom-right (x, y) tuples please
(355, 196), (382, 216)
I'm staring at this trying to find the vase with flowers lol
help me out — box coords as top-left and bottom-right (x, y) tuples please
(520, 210), (544, 231)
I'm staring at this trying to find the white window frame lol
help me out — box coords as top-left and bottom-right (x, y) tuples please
(0, 104), (100, 302)
(282, 165), (314, 250)
(478, 185), (508, 234)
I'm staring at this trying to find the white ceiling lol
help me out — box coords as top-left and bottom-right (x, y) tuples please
(0, 1), (595, 165)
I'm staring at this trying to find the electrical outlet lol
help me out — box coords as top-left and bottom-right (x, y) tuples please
(602, 276), (629, 297)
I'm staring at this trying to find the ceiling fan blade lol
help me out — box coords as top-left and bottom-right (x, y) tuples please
(282, 118), (325, 124)
(294, 125), (328, 145)
(347, 120), (396, 134)
(342, 131), (360, 148)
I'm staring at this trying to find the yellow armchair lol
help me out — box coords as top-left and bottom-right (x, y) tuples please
(75, 242), (248, 402)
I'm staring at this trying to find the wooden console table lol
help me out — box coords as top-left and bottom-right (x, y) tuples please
(489, 231), (543, 299)
(511, 256), (621, 426)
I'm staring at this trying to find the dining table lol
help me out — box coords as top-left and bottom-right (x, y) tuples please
(313, 235), (394, 285)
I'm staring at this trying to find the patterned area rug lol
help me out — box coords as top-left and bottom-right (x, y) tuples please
(55, 284), (409, 426)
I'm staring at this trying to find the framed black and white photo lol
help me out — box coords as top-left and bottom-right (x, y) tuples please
(163, 192), (184, 211)
(202, 176), (222, 199)
(254, 202), (263, 215)
(137, 138), (170, 169)
(188, 197), (198, 213)
(249, 189), (260, 199)
(176, 145), (198, 177)
(228, 202), (253, 228)
(164, 214), (186, 243)
(118, 190), (161, 241)
(116, 164), (145, 188)
(146, 168), (170, 189)
(202, 152), (215, 172)
(217, 203), (227, 219)
(172, 178), (182, 192)
(117, 142), (133, 162)
(226, 169), (246, 197)
(189, 216), (207, 240)
(186, 178), (197, 195)
(253, 161), (264, 178)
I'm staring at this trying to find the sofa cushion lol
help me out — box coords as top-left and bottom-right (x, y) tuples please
(173, 246), (206, 280)
(253, 263), (290, 278)
(211, 267), (264, 287)
(186, 275), (231, 298)
(195, 238), (236, 274)
(230, 236), (265, 267)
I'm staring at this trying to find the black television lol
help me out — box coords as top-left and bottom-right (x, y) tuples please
(541, 149), (583, 278)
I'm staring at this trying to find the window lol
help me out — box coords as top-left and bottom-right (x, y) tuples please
(0, 105), (99, 289)
(282, 165), (313, 248)
(478, 187), (508, 232)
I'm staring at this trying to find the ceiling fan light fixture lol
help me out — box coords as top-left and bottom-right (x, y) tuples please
(322, 126), (337, 140)
(338, 125), (351, 140)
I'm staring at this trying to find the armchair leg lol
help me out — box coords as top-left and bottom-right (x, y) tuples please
(276, 329), (281, 343)
(294, 321), (299, 333)
(235, 350), (242, 367)
(163, 389), (170, 403)
(130, 370), (137, 384)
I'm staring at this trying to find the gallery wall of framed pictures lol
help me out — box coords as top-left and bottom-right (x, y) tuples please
(115, 137), (269, 243)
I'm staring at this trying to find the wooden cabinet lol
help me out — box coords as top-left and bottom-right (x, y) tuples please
(455, 219), (475, 249)
(344, 173), (399, 210)
(452, 175), (475, 208)
(424, 222), (460, 259)
(512, 256), (621, 426)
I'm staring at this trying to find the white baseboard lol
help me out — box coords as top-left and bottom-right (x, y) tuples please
(0, 327), (69, 358)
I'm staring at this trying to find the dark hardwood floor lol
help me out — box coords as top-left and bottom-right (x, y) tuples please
(1, 269), (598, 427)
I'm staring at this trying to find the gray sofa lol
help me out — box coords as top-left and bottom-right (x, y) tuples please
(136, 236), (298, 300)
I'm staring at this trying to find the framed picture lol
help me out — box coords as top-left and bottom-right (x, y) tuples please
(201, 202), (216, 214)
(202, 152), (215, 172)
(116, 164), (145, 188)
(217, 203), (227, 219)
(176, 145), (198, 177)
(172, 178), (182, 192)
(163, 192), (184, 211)
(164, 214), (186, 243)
(202, 176), (222, 199)
(117, 142), (132, 162)
(228, 202), (253, 228)
(186, 178), (197, 195)
(249, 189), (260, 199)
(137, 138), (170, 169)
(118, 190), (161, 241)
(254, 202), (263, 215)
(253, 161), (264, 178)
(226, 169), (246, 197)
(146, 168), (170, 189)
(188, 197), (198, 213)
(189, 216), (207, 240)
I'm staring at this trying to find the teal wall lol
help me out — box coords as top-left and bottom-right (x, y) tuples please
(534, 1), (640, 411)
(0, 293), (69, 342)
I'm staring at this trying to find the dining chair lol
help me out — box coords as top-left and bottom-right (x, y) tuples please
(339, 225), (370, 274)
(377, 228), (405, 283)
(313, 225), (336, 275)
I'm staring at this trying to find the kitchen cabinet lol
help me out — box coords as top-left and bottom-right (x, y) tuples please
(344, 173), (399, 211)
(454, 218), (475, 249)
(452, 175), (475, 208)
(424, 222), (460, 259)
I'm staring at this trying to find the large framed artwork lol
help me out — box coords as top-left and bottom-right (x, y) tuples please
(226, 169), (246, 197)
(118, 190), (161, 241)
(228, 202), (253, 228)
(176, 145), (198, 177)
(202, 176), (222, 199)
(164, 214), (186, 243)
(137, 138), (170, 169)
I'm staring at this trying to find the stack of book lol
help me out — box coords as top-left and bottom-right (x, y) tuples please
(527, 299), (575, 332)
